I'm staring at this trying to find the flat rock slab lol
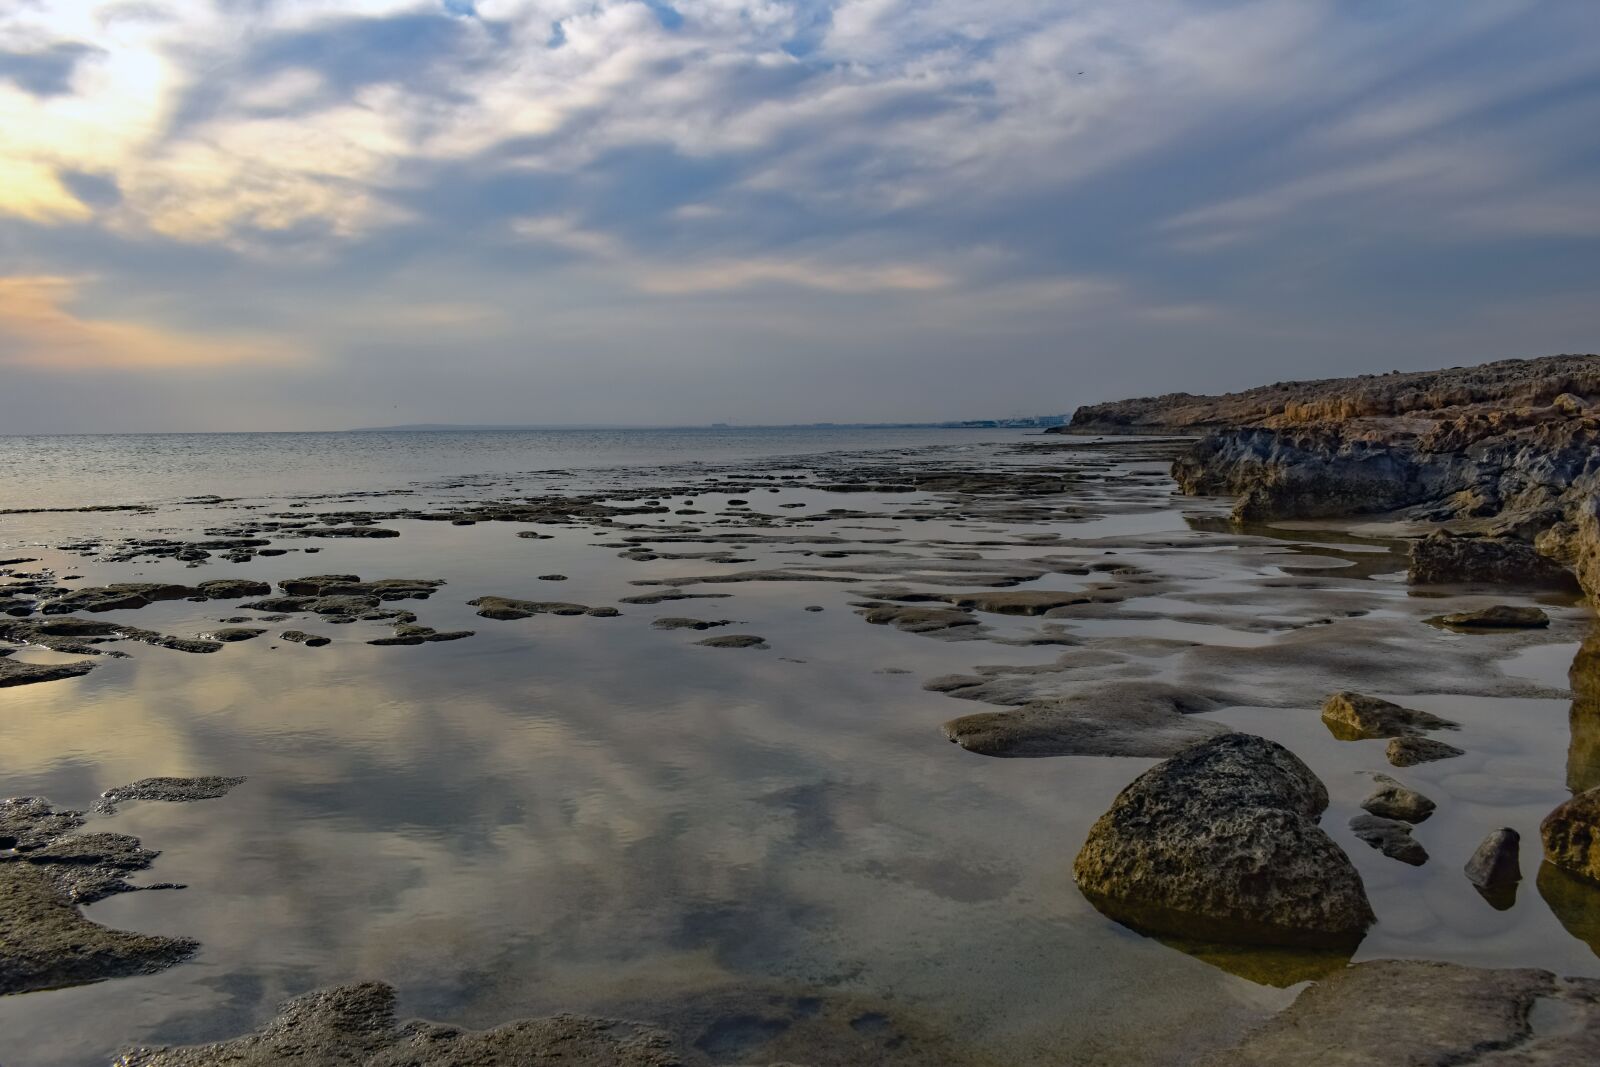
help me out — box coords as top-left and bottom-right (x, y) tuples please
(1073, 734), (1373, 948)
(1199, 960), (1600, 1066)
(651, 617), (734, 631)
(470, 595), (617, 620)
(114, 982), (682, 1067)
(95, 777), (246, 816)
(0, 658), (95, 688)
(0, 797), (196, 996)
(696, 634), (769, 649)
(943, 683), (1233, 758)
(1432, 605), (1551, 630)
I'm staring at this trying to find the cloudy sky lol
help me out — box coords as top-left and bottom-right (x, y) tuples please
(1, 0), (1597, 431)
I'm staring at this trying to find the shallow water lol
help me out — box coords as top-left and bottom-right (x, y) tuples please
(1, 430), (1597, 1065)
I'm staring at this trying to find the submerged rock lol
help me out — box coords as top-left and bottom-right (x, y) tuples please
(0, 798), (196, 996)
(1349, 814), (1428, 865)
(1360, 775), (1435, 822)
(856, 603), (979, 635)
(1387, 736), (1466, 767)
(1200, 959), (1600, 1066)
(1321, 691), (1458, 740)
(1432, 604), (1550, 630)
(652, 617), (734, 631)
(696, 634), (769, 649)
(1073, 734), (1374, 948)
(469, 595), (617, 620)
(1540, 787), (1600, 883)
(366, 624), (475, 646)
(113, 981), (682, 1067)
(943, 682), (1232, 758)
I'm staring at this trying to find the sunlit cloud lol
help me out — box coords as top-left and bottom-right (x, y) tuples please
(0, 275), (300, 370)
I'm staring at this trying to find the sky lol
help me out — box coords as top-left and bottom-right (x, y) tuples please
(0, 0), (1597, 432)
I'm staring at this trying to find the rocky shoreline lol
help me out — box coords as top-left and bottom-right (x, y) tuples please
(3, 407), (1600, 1064)
(1056, 353), (1600, 601)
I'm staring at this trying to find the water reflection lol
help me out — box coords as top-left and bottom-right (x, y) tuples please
(1538, 862), (1600, 959)
(1569, 632), (1600, 794)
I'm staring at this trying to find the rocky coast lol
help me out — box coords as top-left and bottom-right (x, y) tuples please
(2, 399), (1599, 1064)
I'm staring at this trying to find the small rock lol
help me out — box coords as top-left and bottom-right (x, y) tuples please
(537, 574), (568, 581)
(1360, 775), (1435, 823)
(1464, 828), (1521, 904)
(1321, 691), (1458, 740)
(652, 617), (733, 631)
(279, 630), (330, 648)
(1387, 736), (1466, 767)
(1349, 814), (1428, 865)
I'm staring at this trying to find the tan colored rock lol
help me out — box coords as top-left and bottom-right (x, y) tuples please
(1540, 787), (1600, 884)
(1321, 691), (1457, 741)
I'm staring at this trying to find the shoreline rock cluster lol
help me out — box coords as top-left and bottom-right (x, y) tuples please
(1056, 353), (1600, 602)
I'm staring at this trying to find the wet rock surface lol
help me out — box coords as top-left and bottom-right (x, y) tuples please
(1073, 734), (1374, 948)
(113, 982), (683, 1067)
(1321, 691), (1458, 740)
(470, 595), (618, 620)
(942, 682), (1233, 758)
(1408, 531), (1576, 588)
(1348, 814), (1428, 865)
(695, 634), (769, 649)
(1200, 959), (1600, 1066)
(0, 657), (95, 687)
(1433, 604), (1550, 630)
(0, 797), (197, 996)
(1131, 355), (1600, 605)
(1387, 735), (1466, 767)
(95, 777), (246, 815)
(1360, 775), (1435, 823)
(1540, 787), (1600, 884)
(1465, 829), (1522, 902)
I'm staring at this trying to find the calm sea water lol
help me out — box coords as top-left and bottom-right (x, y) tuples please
(0, 428), (1018, 509)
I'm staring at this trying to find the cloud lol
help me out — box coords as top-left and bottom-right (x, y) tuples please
(0, 275), (299, 371)
(0, 40), (101, 96)
(0, 1), (1595, 428)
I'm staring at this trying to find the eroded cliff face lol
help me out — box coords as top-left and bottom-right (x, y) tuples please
(1069, 355), (1600, 601)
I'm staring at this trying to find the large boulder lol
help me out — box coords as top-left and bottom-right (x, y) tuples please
(1073, 734), (1374, 948)
(1540, 787), (1600, 883)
